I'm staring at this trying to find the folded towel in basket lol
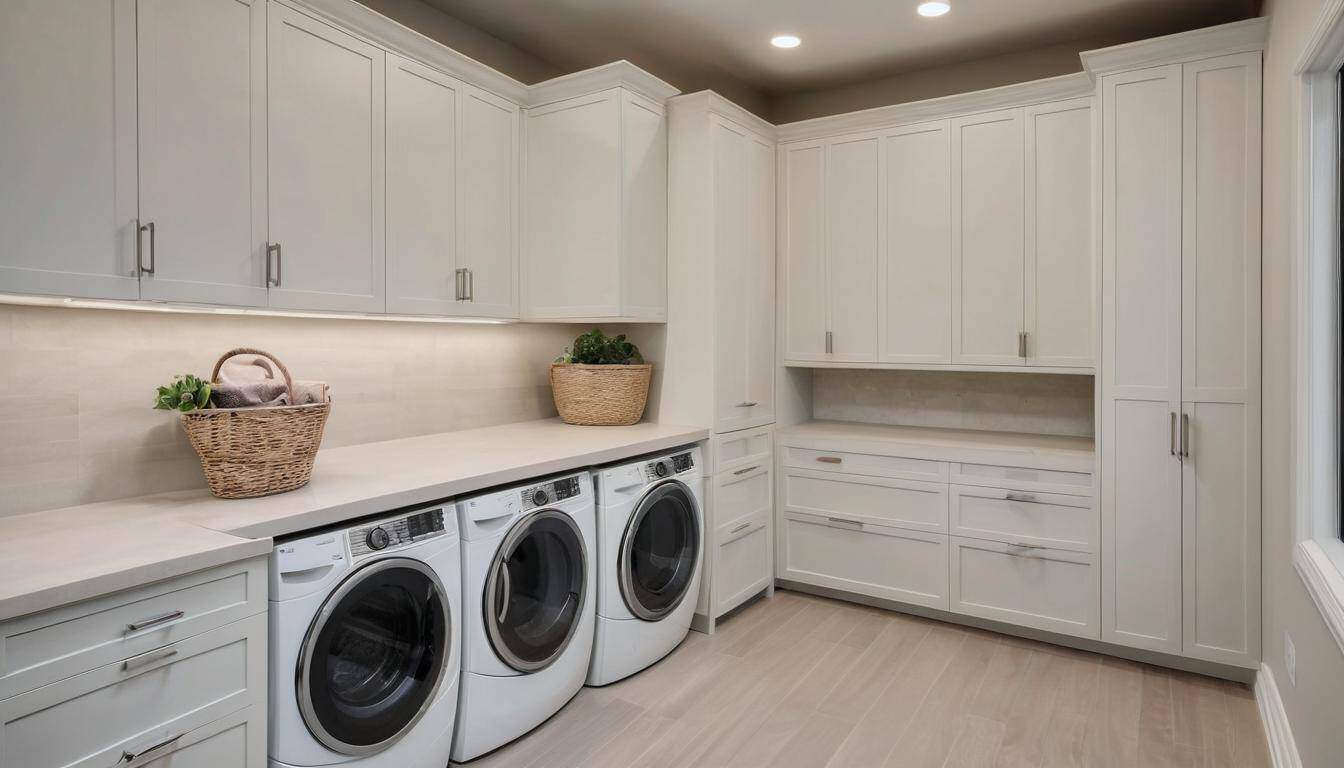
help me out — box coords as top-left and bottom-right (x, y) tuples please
(210, 355), (328, 409)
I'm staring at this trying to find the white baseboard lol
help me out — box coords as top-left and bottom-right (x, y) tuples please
(1255, 664), (1303, 768)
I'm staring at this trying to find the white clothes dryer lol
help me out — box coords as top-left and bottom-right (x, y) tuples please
(587, 446), (703, 687)
(269, 505), (460, 768)
(452, 471), (596, 762)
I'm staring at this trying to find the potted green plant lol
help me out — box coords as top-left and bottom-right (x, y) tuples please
(550, 329), (652, 426)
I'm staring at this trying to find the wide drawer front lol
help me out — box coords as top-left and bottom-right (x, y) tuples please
(782, 446), (947, 483)
(713, 426), (773, 474)
(714, 463), (771, 529)
(780, 511), (948, 610)
(140, 703), (265, 767)
(0, 612), (266, 768)
(950, 486), (1094, 552)
(951, 462), (1092, 494)
(949, 536), (1098, 639)
(715, 508), (771, 617)
(0, 556), (267, 700)
(783, 468), (947, 533)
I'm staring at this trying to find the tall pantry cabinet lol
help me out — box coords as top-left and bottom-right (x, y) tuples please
(663, 92), (777, 633)
(1097, 41), (1262, 667)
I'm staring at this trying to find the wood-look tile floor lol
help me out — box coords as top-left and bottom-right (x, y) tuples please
(458, 590), (1271, 768)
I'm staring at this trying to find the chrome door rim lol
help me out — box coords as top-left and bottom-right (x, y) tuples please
(618, 479), (701, 622)
(484, 508), (589, 673)
(296, 557), (451, 757)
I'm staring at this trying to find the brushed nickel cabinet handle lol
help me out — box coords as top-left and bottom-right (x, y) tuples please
(122, 646), (178, 672)
(1170, 411), (1177, 456)
(735, 401), (758, 408)
(137, 221), (156, 275)
(826, 516), (863, 527)
(266, 242), (282, 287)
(732, 465), (760, 476)
(1018, 331), (1027, 358)
(1181, 413), (1191, 459)
(1005, 492), (1038, 503)
(825, 331), (833, 354)
(729, 522), (752, 534)
(1007, 543), (1046, 558)
(118, 731), (185, 767)
(126, 609), (183, 632)
(816, 456), (842, 464)
(455, 268), (465, 300)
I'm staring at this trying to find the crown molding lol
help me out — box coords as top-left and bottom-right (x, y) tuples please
(1081, 17), (1268, 79)
(526, 60), (681, 108)
(775, 72), (1093, 144)
(284, 0), (529, 104)
(668, 90), (776, 139)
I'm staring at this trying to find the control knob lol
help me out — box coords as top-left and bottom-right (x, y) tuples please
(654, 461), (670, 478)
(366, 527), (391, 551)
(532, 489), (549, 506)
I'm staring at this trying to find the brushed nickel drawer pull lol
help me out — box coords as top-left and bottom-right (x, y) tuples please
(1170, 411), (1178, 456)
(729, 522), (752, 534)
(1004, 492), (1038, 503)
(1007, 543), (1046, 557)
(826, 516), (863, 527)
(122, 646), (178, 672)
(732, 465), (760, 476)
(126, 610), (184, 632)
(735, 401), (758, 408)
(816, 456), (842, 464)
(118, 731), (186, 766)
(1181, 413), (1191, 459)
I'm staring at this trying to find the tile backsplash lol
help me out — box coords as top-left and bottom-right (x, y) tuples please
(0, 304), (645, 518)
(812, 368), (1094, 438)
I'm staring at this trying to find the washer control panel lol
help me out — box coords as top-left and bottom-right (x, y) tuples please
(350, 508), (446, 557)
(522, 474), (584, 511)
(644, 451), (695, 482)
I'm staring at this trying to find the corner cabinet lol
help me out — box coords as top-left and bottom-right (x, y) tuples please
(523, 84), (672, 322)
(1100, 51), (1262, 668)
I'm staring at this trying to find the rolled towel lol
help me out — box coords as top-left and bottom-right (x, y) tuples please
(211, 356), (328, 408)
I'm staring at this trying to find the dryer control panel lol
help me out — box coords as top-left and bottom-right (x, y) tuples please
(644, 451), (695, 482)
(350, 508), (447, 557)
(521, 474), (585, 511)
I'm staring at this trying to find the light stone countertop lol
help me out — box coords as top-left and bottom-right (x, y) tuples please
(778, 420), (1095, 474)
(0, 418), (707, 622)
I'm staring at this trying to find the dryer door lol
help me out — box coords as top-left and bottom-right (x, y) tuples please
(620, 479), (701, 621)
(298, 557), (451, 756)
(485, 509), (588, 672)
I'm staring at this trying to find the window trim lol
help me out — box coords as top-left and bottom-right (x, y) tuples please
(1293, 0), (1344, 656)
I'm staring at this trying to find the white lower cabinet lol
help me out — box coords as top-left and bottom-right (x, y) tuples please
(697, 428), (775, 629)
(949, 537), (1099, 639)
(780, 511), (948, 609)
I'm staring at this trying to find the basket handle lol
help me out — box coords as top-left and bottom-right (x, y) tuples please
(210, 348), (295, 403)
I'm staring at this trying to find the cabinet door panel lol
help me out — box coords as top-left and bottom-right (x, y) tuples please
(952, 109), (1024, 365)
(826, 135), (880, 362)
(880, 121), (952, 364)
(137, 0), (267, 307)
(713, 120), (749, 430)
(781, 143), (828, 361)
(386, 55), (459, 316)
(620, 92), (668, 319)
(1180, 53), (1261, 667)
(1025, 98), (1093, 367)
(0, 0), (139, 299)
(267, 5), (385, 312)
(744, 134), (777, 424)
(457, 87), (520, 318)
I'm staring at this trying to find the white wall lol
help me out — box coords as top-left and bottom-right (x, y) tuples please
(1260, 0), (1344, 765)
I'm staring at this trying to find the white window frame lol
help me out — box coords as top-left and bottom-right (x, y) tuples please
(1294, 0), (1344, 656)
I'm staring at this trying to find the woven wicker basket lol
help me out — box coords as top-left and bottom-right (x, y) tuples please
(550, 363), (652, 426)
(181, 348), (331, 499)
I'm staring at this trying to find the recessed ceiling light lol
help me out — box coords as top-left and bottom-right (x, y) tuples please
(771, 34), (802, 49)
(917, 1), (951, 17)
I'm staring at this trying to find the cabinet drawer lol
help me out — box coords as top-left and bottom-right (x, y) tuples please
(714, 463), (771, 528)
(138, 703), (265, 767)
(783, 446), (947, 483)
(949, 536), (1098, 639)
(780, 511), (948, 610)
(950, 486), (1094, 552)
(0, 557), (267, 699)
(0, 612), (266, 768)
(951, 462), (1092, 494)
(715, 508), (771, 617)
(783, 468), (947, 533)
(713, 426), (773, 474)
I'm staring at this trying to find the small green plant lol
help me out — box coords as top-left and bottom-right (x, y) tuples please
(556, 329), (644, 365)
(153, 374), (213, 413)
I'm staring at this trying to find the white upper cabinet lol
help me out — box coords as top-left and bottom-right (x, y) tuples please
(1025, 98), (1094, 367)
(267, 4), (386, 313)
(385, 54), (460, 316)
(742, 133), (777, 426)
(523, 85), (669, 321)
(0, 0), (140, 300)
(826, 135), (881, 362)
(136, 0), (268, 307)
(456, 87), (520, 318)
(951, 108), (1025, 366)
(781, 141), (829, 362)
(880, 120), (952, 364)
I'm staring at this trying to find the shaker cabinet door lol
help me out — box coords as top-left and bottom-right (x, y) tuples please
(456, 87), (520, 318)
(780, 142), (829, 362)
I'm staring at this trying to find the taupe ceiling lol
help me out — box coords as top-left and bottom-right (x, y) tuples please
(423, 0), (1259, 97)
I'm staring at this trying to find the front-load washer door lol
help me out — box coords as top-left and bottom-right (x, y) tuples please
(298, 557), (451, 757)
(485, 509), (587, 673)
(620, 479), (701, 621)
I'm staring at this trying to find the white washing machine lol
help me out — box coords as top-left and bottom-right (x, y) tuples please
(587, 446), (704, 687)
(268, 505), (461, 768)
(452, 471), (596, 763)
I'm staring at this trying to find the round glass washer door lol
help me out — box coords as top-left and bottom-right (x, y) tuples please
(485, 509), (588, 673)
(297, 557), (451, 757)
(620, 479), (700, 622)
